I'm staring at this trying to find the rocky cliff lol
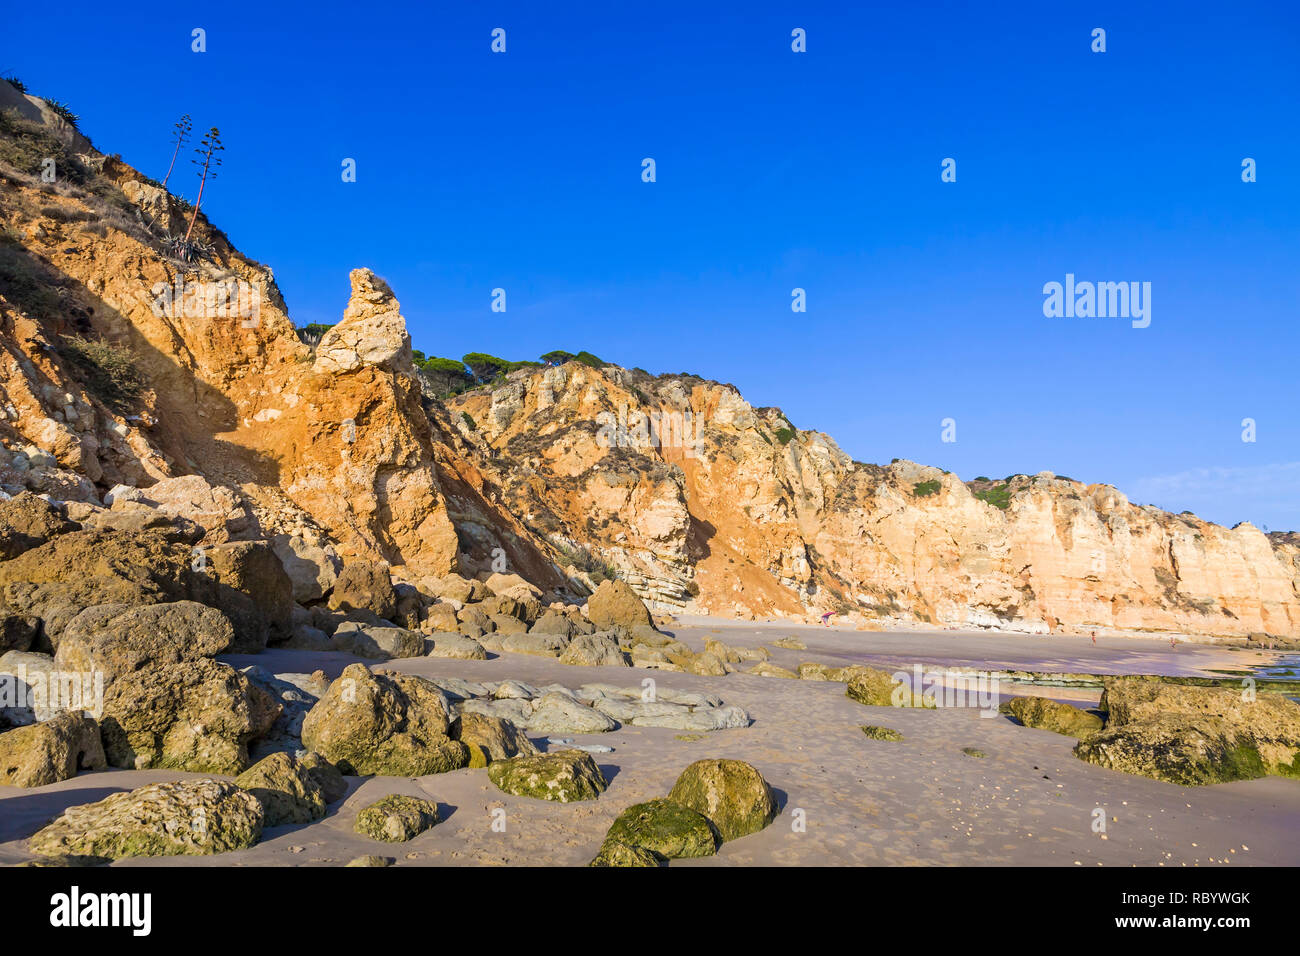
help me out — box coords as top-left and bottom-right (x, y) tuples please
(447, 362), (1300, 638)
(1, 92), (1296, 638)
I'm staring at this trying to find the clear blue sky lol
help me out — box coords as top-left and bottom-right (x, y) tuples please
(6, 1), (1298, 530)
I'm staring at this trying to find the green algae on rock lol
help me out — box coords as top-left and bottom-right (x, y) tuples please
(601, 797), (718, 860)
(1002, 696), (1103, 738)
(234, 750), (331, 825)
(1073, 678), (1300, 785)
(846, 667), (936, 709)
(861, 725), (904, 741)
(667, 758), (777, 842)
(589, 840), (662, 867)
(354, 794), (440, 842)
(28, 779), (263, 859)
(487, 749), (608, 802)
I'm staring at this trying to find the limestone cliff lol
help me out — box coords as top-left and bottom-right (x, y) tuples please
(2, 93), (1295, 637)
(448, 364), (1300, 638)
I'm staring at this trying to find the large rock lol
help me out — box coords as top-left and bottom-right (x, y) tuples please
(0, 493), (78, 559)
(600, 798), (717, 860)
(586, 579), (652, 630)
(846, 667), (934, 708)
(500, 631), (568, 658)
(0, 712), (105, 787)
(530, 609), (576, 638)
(524, 692), (618, 735)
(313, 269), (414, 375)
(559, 631), (631, 667)
(0, 650), (62, 724)
(453, 711), (537, 764)
(106, 475), (257, 542)
(270, 533), (343, 603)
(425, 633), (487, 660)
(300, 663), (469, 775)
(0, 529), (216, 647)
(329, 623), (424, 660)
(329, 561), (397, 620)
(667, 759), (777, 842)
(98, 659), (281, 774)
(0, 614), (39, 653)
(28, 780), (264, 859)
(1074, 679), (1300, 785)
(487, 749), (608, 802)
(234, 751), (332, 825)
(354, 794), (440, 842)
(1003, 696), (1104, 738)
(203, 540), (294, 651)
(54, 601), (234, 688)
(589, 840), (662, 867)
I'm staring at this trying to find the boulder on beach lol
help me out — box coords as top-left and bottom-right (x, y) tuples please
(525, 692), (618, 735)
(99, 658), (281, 774)
(1073, 679), (1300, 785)
(354, 794), (440, 842)
(487, 749), (608, 802)
(1003, 696), (1103, 738)
(234, 750), (334, 825)
(453, 710), (537, 763)
(667, 759), (777, 842)
(559, 631), (630, 667)
(53, 600), (234, 687)
(586, 579), (652, 630)
(28, 779), (264, 859)
(846, 667), (934, 709)
(328, 560), (396, 620)
(599, 798), (717, 860)
(0, 711), (105, 787)
(300, 663), (468, 776)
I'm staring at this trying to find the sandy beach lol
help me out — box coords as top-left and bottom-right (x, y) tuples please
(3, 618), (1296, 867)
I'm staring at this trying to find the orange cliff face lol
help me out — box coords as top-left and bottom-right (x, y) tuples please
(1, 100), (1295, 636)
(449, 364), (1300, 638)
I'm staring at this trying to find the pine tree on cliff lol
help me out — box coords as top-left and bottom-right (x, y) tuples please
(160, 113), (192, 190)
(183, 126), (224, 244)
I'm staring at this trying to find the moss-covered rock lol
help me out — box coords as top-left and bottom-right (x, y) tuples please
(667, 758), (777, 842)
(1073, 679), (1300, 784)
(28, 779), (264, 859)
(345, 854), (393, 867)
(0, 712), (105, 787)
(354, 794), (440, 842)
(961, 747), (987, 758)
(453, 711), (537, 762)
(1003, 696), (1104, 738)
(234, 751), (330, 825)
(487, 749), (608, 802)
(98, 658), (280, 774)
(846, 667), (934, 708)
(589, 840), (662, 867)
(301, 663), (469, 775)
(601, 797), (717, 860)
(861, 725), (904, 741)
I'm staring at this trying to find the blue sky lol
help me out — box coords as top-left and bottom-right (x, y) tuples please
(5, 1), (1299, 529)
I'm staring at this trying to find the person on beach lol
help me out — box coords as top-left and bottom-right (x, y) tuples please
(1091, 631), (1096, 645)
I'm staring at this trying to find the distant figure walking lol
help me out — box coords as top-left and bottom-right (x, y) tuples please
(1091, 631), (1097, 645)
(820, 611), (834, 627)
(1170, 636), (1177, 649)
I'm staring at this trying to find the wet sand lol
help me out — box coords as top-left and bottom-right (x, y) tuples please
(2, 619), (1296, 867)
